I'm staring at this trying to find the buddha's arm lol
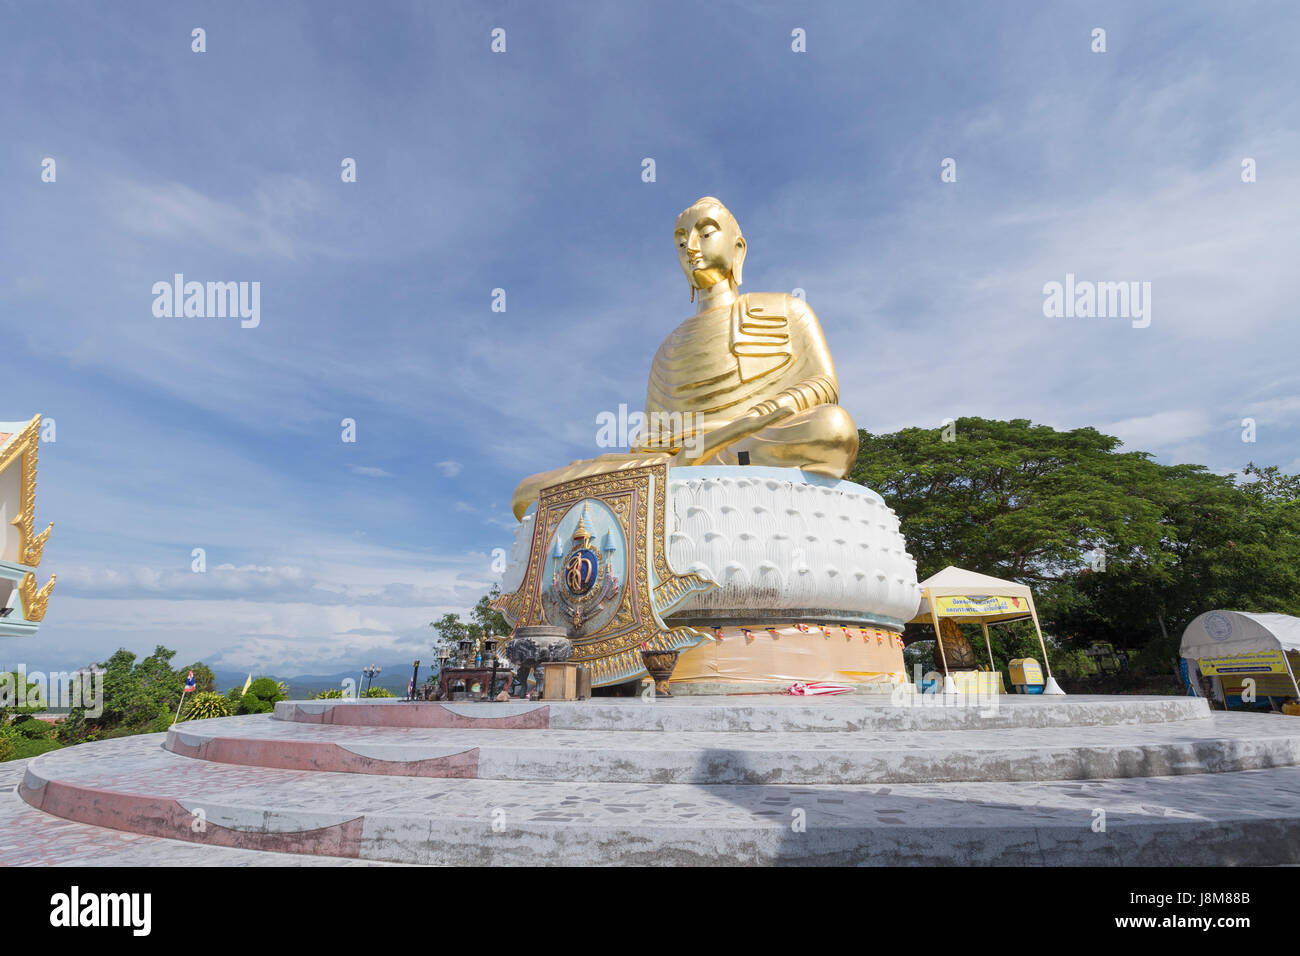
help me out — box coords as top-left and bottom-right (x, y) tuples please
(747, 374), (838, 417)
(675, 405), (796, 463)
(740, 297), (840, 417)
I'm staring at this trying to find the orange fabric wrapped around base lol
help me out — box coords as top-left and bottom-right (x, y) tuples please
(673, 624), (906, 685)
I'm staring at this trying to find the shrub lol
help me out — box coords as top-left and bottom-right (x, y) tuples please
(364, 687), (395, 698)
(3, 731), (62, 761)
(55, 709), (88, 746)
(180, 692), (234, 722)
(0, 725), (17, 762)
(10, 716), (56, 740)
(234, 677), (288, 715)
(311, 688), (346, 699)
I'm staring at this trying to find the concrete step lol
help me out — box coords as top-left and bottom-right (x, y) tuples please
(19, 733), (1300, 865)
(0, 787), (392, 866)
(172, 712), (1300, 783)
(275, 694), (1210, 733)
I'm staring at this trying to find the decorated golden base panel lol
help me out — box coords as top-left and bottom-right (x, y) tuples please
(494, 462), (715, 687)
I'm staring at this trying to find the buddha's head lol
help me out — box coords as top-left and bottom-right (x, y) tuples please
(675, 196), (746, 295)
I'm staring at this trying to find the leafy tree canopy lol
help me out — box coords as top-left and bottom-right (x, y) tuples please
(430, 584), (510, 657)
(850, 418), (1300, 658)
(57, 646), (216, 744)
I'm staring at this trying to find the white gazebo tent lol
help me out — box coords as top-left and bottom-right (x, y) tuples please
(909, 566), (1064, 695)
(1179, 611), (1300, 701)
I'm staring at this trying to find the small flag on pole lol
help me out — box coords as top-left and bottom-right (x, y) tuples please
(174, 671), (197, 723)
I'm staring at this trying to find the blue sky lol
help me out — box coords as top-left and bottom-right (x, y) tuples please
(2, 0), (1297, 673)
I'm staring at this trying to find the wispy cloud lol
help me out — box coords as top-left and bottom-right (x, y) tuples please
(349, 465), (394, 478)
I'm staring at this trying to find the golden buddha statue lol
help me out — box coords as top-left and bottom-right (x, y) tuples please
(511, 196), (859, 520)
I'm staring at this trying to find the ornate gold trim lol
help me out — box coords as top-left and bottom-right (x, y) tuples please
(0, 415), (52, 567)
(19, 571), (55, 622)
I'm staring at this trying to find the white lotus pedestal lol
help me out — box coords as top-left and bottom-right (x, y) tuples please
(499, 465), (922, 692)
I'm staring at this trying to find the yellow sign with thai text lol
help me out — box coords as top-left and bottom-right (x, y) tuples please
(934, 595), (1029, 617)
(1197, 650), (1288, 676)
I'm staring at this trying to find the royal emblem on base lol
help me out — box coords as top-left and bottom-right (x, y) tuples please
(495, 462), (715, 686)
(547, 503), (620, 630)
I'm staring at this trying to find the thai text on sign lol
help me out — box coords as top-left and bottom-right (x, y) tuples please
(1197, 650), (1288, 676)
(934, 595), (1027, 617)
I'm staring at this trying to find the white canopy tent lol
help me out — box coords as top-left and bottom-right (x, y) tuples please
(909, 566), (1063, 695)
(1180, 611), (1300, 700)
(1180, 611), (1300, 659)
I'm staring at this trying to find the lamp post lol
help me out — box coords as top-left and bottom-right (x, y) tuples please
(362, 663), (381, 698)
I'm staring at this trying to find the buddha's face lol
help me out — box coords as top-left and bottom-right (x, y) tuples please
(675, 203), (745, 291)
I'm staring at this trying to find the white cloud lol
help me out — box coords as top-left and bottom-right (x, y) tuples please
(349, 465), (393, 478)
(106, 174), (325, 261)
(436, 460), (463, 477)
(1243, 397), (1300, 427)
(1096, 410), (1215, 452)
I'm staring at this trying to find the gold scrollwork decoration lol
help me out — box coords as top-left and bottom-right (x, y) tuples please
(0, 415), (52, 567)
(19, 571), (56, 622)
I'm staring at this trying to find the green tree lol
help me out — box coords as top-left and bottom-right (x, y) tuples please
(94, 646), (186, 732)
(850, 418), (1168, 585)
(56, 646), (221, 743)
(0, 670), (48, 724)
(1240, 462), (1300, 502)
(430, 585), (511, 657)
(1048, 460), (1300, 656)
(850, 418), (1300, 674)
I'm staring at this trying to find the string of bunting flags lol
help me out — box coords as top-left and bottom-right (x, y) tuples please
(709, 625), (904, 648)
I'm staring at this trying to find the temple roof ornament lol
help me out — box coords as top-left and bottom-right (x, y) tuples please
(1, 414), (55, 632)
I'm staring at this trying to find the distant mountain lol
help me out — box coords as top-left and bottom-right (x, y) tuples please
(211, 663), (433, 698)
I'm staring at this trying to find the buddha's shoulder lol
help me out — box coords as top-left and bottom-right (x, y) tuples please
(737, 292), (821, 328)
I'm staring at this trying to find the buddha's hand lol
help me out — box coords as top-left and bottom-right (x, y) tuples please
(673, 405), (796, 465)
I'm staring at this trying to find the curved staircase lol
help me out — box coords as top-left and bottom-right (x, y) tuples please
(13, 695), (1300, 865)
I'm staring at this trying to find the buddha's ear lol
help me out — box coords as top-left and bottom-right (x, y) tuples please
(730, 236), (747, 290)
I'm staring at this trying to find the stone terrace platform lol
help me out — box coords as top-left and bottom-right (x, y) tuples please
(10, 694), (1300, 865)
